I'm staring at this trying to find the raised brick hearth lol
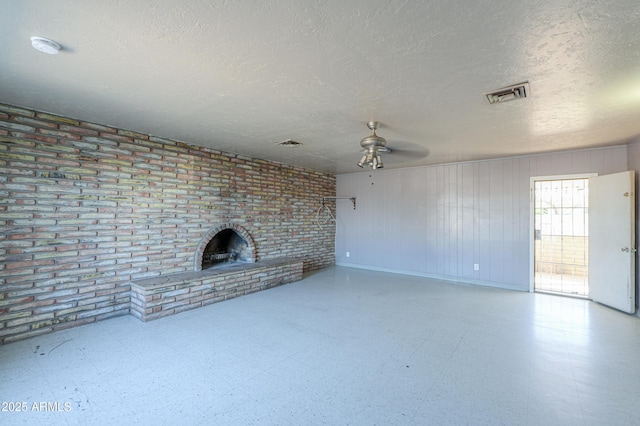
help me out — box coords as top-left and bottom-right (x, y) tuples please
(0, 103), (336, 344)
(130, 258), (302, 321)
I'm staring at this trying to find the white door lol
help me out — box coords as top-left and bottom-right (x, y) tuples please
(588, 171), (636, 313)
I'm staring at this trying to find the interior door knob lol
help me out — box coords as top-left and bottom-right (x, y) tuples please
(620, 247), (629, 253)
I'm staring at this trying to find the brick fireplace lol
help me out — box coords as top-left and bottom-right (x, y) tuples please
(0, 102), (336, 344)
(196, 223), (256, 271)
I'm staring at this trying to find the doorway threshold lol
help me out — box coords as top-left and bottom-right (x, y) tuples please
(534, 289), (589, 300)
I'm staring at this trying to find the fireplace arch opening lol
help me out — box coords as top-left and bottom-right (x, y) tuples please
(195, 224), (256, 271)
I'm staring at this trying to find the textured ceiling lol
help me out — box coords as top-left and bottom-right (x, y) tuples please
(2, 0), (640, 174)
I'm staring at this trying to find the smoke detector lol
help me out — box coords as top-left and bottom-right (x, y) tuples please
(30, 36), (61, 55)
(485, 81), (530, 104)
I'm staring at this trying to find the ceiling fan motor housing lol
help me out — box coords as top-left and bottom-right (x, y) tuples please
(360, 122), (388, 150)
(360, 134), (387, 150)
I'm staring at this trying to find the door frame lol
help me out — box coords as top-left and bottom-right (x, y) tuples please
(529, 173), (597, 293)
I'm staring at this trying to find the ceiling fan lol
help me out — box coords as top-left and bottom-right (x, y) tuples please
(356, 121), (430, 170)
(357, 121), (390, 170)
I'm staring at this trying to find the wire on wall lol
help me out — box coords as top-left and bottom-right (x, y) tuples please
(315, 204), (336, 228)
(315, 197), (356, 229)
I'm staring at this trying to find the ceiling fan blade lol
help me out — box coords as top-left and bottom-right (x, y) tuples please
(386, 147), (430, 160)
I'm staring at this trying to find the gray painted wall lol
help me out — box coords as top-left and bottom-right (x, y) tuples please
(336, 146), (629, 291)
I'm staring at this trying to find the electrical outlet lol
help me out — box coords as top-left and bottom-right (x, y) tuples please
(474, 264), (480, 271)
(346, 251), (350, 258)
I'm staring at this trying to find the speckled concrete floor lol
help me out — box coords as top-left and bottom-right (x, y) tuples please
(2, 266), (639, 425)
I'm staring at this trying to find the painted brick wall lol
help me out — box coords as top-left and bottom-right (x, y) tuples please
(0, 103), (336, 344)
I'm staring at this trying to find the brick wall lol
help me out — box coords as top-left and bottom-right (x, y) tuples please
(0, 103), (336, 344)
(534, 236), (588, 276)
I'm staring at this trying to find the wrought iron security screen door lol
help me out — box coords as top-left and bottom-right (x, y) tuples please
(533, 177), (590, 297)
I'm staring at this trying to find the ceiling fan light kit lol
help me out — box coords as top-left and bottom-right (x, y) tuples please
(357, 121), (390, 170)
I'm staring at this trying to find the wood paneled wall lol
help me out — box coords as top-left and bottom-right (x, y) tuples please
(627, 140), (640, 313)
(336, 146), (628, 291)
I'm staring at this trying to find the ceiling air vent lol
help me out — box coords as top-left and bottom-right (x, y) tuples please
(277, 139), (303, 146)
(485, 81), (530, 104)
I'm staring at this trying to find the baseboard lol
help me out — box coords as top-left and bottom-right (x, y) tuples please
(335, 262), (527, 292)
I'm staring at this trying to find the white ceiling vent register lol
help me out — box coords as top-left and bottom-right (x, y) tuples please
(485, 81), (530, 104)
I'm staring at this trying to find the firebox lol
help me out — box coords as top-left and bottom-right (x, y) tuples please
(195, 224), (257, 271)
